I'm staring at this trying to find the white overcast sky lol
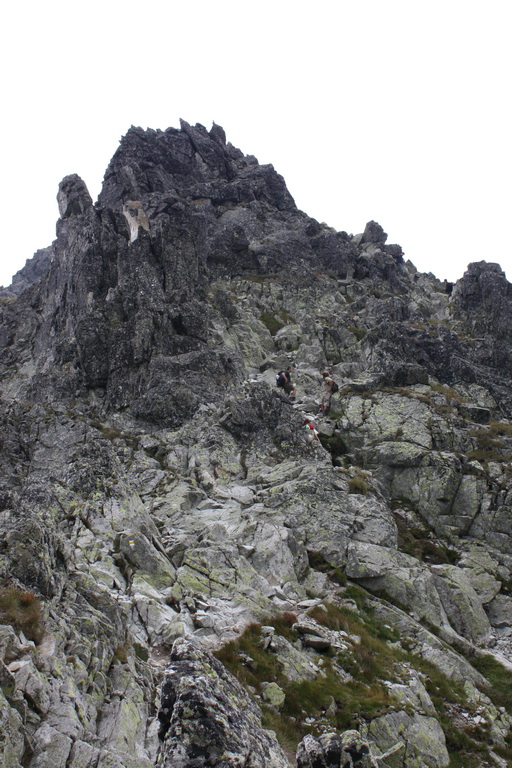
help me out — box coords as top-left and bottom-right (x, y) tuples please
(1, 0), (510, 287)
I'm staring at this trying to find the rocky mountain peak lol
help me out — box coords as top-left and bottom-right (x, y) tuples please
(97, 121), (296, 214)
(1, 123), (512, 768)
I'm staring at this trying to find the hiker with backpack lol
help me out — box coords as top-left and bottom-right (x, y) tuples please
(319, 370), (338, 413)
(276, 367), (296, 399)
(302, 417), (319, 441)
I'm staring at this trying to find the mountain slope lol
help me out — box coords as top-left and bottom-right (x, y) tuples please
(1, 122), (512, 768)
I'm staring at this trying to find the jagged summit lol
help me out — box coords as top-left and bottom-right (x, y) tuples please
(1, 123), (512, 768)
(97, 120), (297, 212)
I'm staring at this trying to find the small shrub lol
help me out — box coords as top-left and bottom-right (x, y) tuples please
(0, 586), (44, 643)
(111, 642), (130, 665)
(348, 476), (368, 495)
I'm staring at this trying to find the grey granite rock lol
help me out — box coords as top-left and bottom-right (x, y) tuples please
(0, 121), (512, 767)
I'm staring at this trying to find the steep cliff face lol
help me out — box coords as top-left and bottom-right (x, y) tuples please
(1, 123), (512, 768)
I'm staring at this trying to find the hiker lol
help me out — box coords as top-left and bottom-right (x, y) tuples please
(319, 370), (338, 414)
(276, 367), (296, 398)
(302, 418), (319, 442)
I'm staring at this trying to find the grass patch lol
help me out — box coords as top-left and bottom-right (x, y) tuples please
(111, 642), (130, 665)
(309, 601), (399, 647)
(467, 449), (509, 464)
(393, 513), (459, 565)
(214, 603), (507, 765)
(242, 273), (280, 284)
(430, 383), (465, 404)
(133, 642), (149, 662)
(0, 586), (45, 643)
(467, 425), (512, 463)
(278, 310), (296, 324)
(214, 606), (399, 750)
(488, 420), (512, 437)
(469, 654), (512, 711)
(390, 497), (419, 514)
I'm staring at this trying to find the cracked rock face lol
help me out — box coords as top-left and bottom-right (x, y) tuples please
(157, 639), (287, 767)
(1, 122), (512, 768)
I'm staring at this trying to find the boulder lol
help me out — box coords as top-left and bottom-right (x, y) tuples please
(430, 564), (491, 643)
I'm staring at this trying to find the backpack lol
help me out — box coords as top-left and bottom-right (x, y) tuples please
(331, 380), (339, 393)
(276, 371), (287, 388)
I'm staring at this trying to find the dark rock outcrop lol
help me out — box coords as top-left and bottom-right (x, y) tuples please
(157, 639), (287, 767)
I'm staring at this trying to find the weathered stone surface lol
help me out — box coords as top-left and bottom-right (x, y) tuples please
(364, 710), (449, 767)
(346, 542), (449, 628)
(157, 638), (287, 767)
(486, 595), (512, 628)
(430, 564), (491, 642)
(297, 731), (372, 768)
(1, 121), (512, 767)
(0, 688), (27, 767)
